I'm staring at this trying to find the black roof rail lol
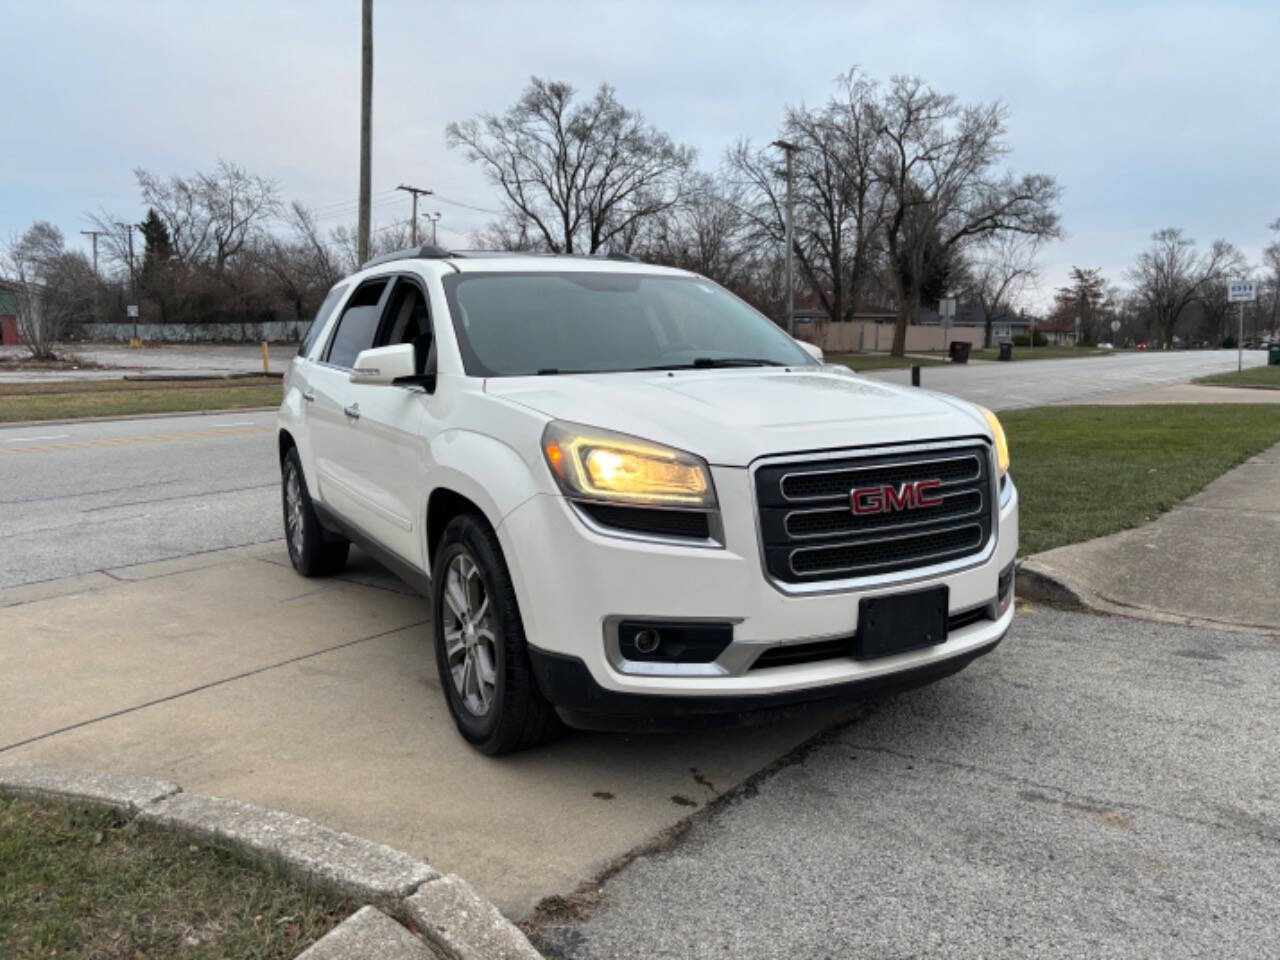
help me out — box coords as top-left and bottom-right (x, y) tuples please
(360, 244), (460, 270)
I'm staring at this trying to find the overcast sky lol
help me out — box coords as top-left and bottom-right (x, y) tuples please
(6, 0), (1278, 306)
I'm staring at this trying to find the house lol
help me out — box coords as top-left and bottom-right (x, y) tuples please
(1035, 317), (1077, 346)
(916, 303), (1034, 341)
(791, 291), (898, 326)
(0, 283), (19, 346)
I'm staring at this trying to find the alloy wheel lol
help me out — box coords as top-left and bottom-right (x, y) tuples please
(441, 551), (498, 717)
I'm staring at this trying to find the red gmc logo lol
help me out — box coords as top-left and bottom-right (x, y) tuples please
(851, 479), (943, 516)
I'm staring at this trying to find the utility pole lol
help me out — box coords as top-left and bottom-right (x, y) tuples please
(80, 230), (105, 277)
(81, 230), (107, 323)
(357, 0), (373, 265)
(114, 222), (137, 288)
(772, 139), (798, 336)
(429, 212), (441, 245)
(396, 184), (433, 246)
(115, 222), (139, 342)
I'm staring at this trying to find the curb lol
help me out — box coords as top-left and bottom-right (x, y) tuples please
(1015, 558), (1280, 636)
(0, 764), (543, 960)
(1014, 559), (1086, 610)
(0, 406), (278, 430)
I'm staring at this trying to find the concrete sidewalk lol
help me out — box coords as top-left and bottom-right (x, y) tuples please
(1021, 440), (1280, 632)
(0, 543), (840, 917)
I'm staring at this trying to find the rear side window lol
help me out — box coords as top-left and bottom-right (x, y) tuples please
(299, 284), (348, 356)
(325, 278), (388, 368)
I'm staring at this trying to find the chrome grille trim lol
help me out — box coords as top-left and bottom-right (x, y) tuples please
(783, 487), (984, 540)
(779, 452), (982, 502)
(750, 438), (999, 595)
(787, 521), (985, 578)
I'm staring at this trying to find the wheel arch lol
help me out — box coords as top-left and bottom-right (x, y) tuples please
(278, 428), (297, 464)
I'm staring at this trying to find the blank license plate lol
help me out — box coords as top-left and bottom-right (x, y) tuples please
(854, 587), (949, 660)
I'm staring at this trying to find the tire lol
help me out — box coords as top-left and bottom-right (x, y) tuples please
(281, 447), (350, 577)
(431, 513), (562, 754)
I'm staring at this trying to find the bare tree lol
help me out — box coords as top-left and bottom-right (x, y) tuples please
(874, 76), (1061, 355)
(3, 222), (95, 358)
(637, 173), (755, 288)
(727, 71), (886, 336)
(1048, 267), (1107, 344)
(964, 233), (1041, 347)
(133, 160), (278, 271)
(1127, 229), (1242, 348)
(1262, 218), (1280, 340)
(447, 78), (695, 254)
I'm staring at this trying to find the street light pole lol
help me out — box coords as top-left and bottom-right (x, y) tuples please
(430, 212), (441, 245)
(357, 0), (373, 265)
(772, 139), (798, 336)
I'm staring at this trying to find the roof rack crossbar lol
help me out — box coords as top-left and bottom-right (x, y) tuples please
(360, 245), (460, 270)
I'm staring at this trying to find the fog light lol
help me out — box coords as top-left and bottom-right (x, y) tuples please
(617, 620), (733, 663)
(633, 629), (661, 655)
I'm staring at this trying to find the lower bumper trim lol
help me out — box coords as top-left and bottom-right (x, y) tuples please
(527, 634), (1005, 733)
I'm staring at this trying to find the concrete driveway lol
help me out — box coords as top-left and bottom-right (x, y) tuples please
(0, 543), (840, 916)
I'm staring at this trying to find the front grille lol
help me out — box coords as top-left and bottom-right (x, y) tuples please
(755, 444), (995, 583)
(749, 606), (994, 670)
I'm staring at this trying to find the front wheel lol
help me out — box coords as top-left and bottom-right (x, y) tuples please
(282, 448), (349, 577)
(431, 514), (562, 754)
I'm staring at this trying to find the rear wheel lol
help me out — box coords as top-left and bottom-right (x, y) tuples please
(431, 514), (562, 754)
(282, 448), (349, 577)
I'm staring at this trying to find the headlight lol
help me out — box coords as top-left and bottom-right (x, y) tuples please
(542, 421), (716, 507)
(976, 406), (1010, 477)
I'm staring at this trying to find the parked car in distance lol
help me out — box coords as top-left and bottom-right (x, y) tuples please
(1097, 341), (1114, 350)
(276, 246), (1018, 753)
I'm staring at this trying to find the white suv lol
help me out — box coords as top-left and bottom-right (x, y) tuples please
(277, 247), (1018, 753)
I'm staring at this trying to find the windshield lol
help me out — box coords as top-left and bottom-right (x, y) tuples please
(442, 271), (815, 377)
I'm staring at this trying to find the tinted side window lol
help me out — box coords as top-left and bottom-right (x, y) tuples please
(325, 279), (388, 368)
(300, 284), (348, 356)
(378, 280), (431, 348)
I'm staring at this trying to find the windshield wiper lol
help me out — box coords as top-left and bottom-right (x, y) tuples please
(632, 357), (786, 371)
(692, 356), (785, 367)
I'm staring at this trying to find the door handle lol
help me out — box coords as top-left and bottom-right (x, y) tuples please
(343, 402), (361, 420)
(301, 390), (315, 403)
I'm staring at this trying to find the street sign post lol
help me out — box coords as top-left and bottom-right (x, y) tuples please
(1228, 281), (1256, 372)
(127, 304), (140, 348)
(940, 298), (955, 351)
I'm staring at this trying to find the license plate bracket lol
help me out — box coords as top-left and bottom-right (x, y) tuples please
(854, 587), (949, 660)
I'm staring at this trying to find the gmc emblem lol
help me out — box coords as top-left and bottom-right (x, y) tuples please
(851, 479), (943, 516)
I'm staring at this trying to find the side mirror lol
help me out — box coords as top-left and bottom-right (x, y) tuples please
(350, 344), (417, 385)
(797, 340), (824, 363)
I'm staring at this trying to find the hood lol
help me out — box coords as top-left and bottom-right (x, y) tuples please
(484, 367), (989, 466)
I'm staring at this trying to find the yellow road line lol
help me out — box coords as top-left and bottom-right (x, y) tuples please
(0, 425), (273, 456)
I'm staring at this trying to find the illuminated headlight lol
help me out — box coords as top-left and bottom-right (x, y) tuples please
(542, 421), (716, 507)
(976, 405), (1010, 477)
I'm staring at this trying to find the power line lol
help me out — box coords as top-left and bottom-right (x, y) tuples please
(433, 193), (503, 215)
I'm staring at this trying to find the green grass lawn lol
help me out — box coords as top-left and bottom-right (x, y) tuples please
(0, 377), (281, 422)
(970, 345), (1113, 362)
(1193, 365), (1280, 389)
(0, 793), (356, 959)
(1005, 405), (1280, 555)
(827, 352), (949, 371)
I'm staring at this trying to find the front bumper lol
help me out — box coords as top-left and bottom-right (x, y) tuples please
(497, 463), (1018, 716)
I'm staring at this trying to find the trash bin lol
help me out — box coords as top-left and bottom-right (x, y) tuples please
(1269, 342), (1280, 366)
(949, 341), (971, 364)
(998, 340), (1013, 362)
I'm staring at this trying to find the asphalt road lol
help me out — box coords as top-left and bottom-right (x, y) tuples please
(864, 348), (1267, 410)
(0, 411), (279, 588)
(0, 350), (1265, 589)
(536, 606), (1280, 960)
